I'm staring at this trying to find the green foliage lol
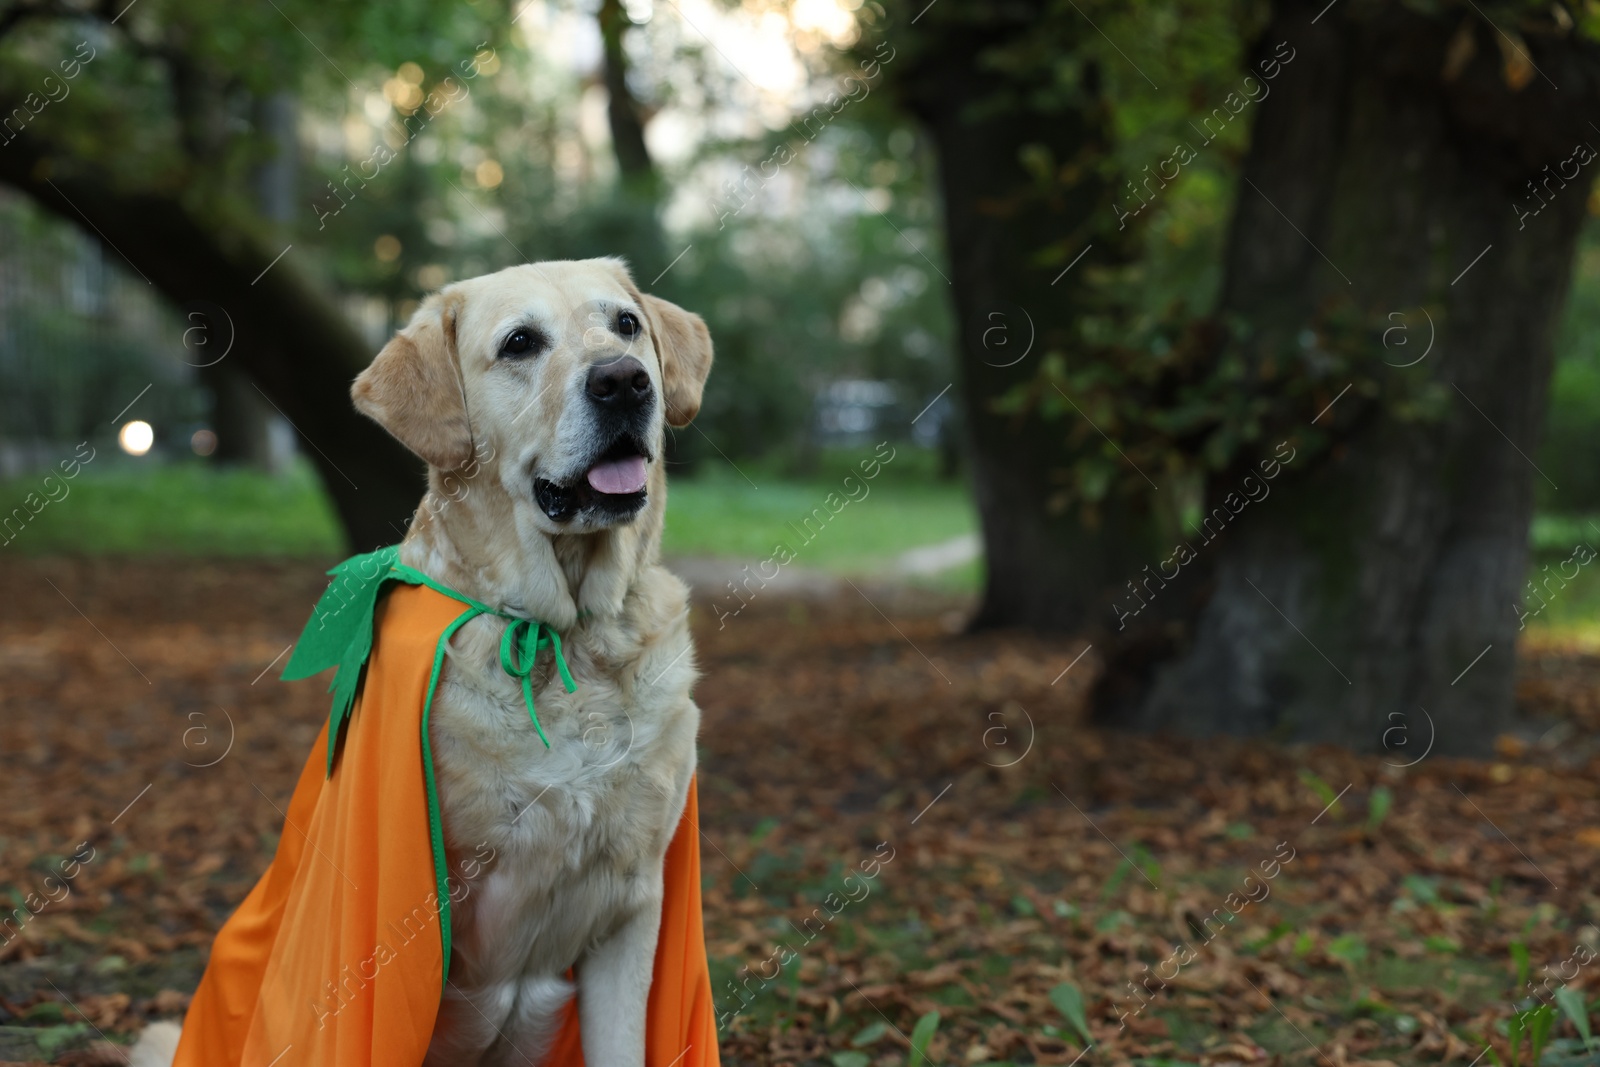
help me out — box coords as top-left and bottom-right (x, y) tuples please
(850, 0), (1284, 530)
(874, 0), (1489, 539)
(1015, 297), (1454, 528)
(1049, 982), (1095, 1046)
(1540, 224), (1600, 510)
(906, 1010), (941, 1067)
(8, 0), (1598, 572)
(1553, 987), (1593, 1049)
(1499, 1004), (1558, 1067)
(354, 21), (958, 464)
(1325, 933), (1368, 968)
(1528, 1009), (1560, 1067)
(1512, 940), (1532, 987)
(9, 1023), (91, 1059)
(3, 0), (959, 476)
(1098, 843), (1159, 902)
(1095, 909), (1135, 932)
(649, 186), (957, 463)
(1366, 786), (1392, 831)
(1298, 770), (1341, 817)
(1243, 921), (1293, 953)
(1402, 875), (1441, 906)
(850, 1021), (888, 1047)
(0, 0), (510, 214)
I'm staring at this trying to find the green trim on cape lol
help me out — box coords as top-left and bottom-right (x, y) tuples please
(280, 544), (577, 985)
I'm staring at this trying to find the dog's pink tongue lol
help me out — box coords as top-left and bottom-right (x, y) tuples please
(586, 455), (648, 495)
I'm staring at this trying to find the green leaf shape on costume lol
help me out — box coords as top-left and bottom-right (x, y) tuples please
(280, 544), (403, 774)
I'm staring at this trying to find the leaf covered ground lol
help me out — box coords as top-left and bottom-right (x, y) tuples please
(1, 556), (1598, 1066)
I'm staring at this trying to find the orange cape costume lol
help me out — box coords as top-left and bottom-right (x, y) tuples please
(174, 547), (720, 1067)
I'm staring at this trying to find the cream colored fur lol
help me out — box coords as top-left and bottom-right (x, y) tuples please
(128, 1021), (182, 1067)
(131, 259), (713, 1067)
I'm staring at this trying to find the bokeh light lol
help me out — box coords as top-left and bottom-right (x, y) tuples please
(475, 159), (504, 188)
(118, 420), (154, 456)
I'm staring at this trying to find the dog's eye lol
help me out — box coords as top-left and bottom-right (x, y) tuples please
(500, 328), (545, 359)
(617, 311), (641, 339)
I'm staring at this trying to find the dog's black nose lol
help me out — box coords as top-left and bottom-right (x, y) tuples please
(587, 356), (652, 409)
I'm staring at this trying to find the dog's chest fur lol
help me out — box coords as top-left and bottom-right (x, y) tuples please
(427, 564), (698, 994)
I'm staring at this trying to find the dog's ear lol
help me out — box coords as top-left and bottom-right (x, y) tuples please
(641, 294), (714, 427)
(352, 291), (474, 470)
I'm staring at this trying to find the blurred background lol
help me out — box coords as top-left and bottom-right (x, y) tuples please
(5, 0), (1600, 1064)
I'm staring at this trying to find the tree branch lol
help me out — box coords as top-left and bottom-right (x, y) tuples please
(0, 132), (425, 549)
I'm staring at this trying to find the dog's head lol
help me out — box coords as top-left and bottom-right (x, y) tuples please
(353, 258), (713, 536)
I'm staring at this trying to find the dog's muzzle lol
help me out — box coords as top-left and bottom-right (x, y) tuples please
(532, 355), (657, 525)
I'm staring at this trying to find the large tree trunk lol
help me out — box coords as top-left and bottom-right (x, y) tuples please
(0, 134), (424, 551)
(198, 362), (274, 466)
(898, 3), (1168, 632)
(1128, 4), (1599, 754)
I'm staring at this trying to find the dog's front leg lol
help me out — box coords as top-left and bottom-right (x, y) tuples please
(577, 893), (663, 1067)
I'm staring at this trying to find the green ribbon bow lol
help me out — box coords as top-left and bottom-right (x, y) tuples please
(281, 544), (577, 773)
(498, 618), (577, 749)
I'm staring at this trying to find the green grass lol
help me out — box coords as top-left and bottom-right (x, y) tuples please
(11, 457), (1598, 630)
(9, 460), (1600, 627)
(1525, 514), (1600, 639)
(0, 460), (344, 557)
(661, 456), (977, 572)
(0, 451), (980, 577)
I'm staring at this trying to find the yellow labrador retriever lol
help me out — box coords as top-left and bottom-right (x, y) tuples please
(372, 258), (712, 1065)
(133, 258), (713, 1067)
